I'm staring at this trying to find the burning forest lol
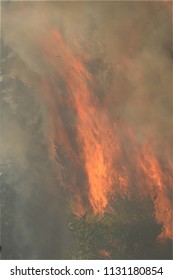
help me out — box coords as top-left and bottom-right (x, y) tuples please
(1, 1), (173, 259)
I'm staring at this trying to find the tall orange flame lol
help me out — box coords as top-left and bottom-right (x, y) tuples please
(38, 28), (172, 239)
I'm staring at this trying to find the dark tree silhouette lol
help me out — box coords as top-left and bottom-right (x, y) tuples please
(68, 195), (172, 260)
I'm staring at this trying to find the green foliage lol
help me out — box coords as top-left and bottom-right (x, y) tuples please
(68, 213), (111, 259)
(67, 195), (172, 260)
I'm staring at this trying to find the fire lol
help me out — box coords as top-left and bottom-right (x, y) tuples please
(40, 29), (128, 215)
(139, 142), (173, 240)
(38, 28), (172, 239)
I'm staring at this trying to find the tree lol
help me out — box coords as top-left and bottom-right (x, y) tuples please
(67, 195), (172, 259)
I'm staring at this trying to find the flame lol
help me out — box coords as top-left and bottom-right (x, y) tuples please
(99, 249), (111, 258)
(38, 28), (172, 239)
(139, 142), (173, 240)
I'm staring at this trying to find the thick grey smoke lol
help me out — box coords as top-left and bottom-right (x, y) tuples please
(1, 1), (172, 258)
(3, 1), (172, 153)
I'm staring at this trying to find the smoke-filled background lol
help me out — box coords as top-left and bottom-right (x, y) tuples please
(1, 0), (173, 259)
